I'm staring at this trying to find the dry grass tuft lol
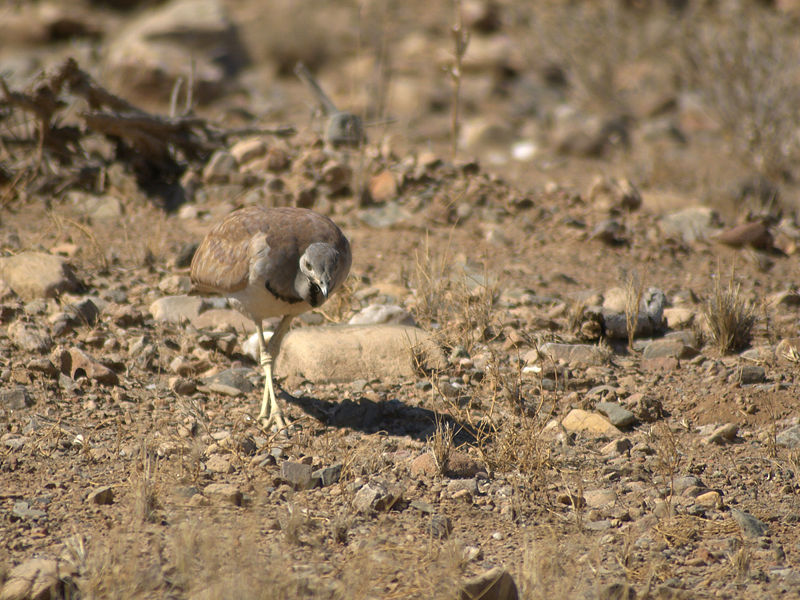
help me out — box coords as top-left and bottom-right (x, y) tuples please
(702, 272), (757, 354)
(429, 417), (455, 476)
(132, 442), (162, 524)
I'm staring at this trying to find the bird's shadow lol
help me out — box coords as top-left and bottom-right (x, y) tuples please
(282, 391), (477, 445)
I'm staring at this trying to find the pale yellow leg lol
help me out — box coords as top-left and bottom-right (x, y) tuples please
(256, 316), (294, 430)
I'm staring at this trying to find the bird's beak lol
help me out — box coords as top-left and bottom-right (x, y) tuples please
(319, 282), (329, 298)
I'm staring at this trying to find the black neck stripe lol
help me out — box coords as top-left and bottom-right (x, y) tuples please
(265, 280), (302, 304)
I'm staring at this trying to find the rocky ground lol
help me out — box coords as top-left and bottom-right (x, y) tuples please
(2, 1), (800, 599)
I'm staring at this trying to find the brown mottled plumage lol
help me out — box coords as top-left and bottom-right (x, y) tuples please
(190, 206), (351, 429)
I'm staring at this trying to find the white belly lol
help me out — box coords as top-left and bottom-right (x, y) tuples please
(229, 282), (311, 322)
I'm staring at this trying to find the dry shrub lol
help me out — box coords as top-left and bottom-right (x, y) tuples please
(408, 237), (498, 354)
(702, 272), (757, 354)
(683, 6), (800, 181)
(132, 441), (162, 524)
(429, 417), (455, 476)
(517, 533), (584, 599)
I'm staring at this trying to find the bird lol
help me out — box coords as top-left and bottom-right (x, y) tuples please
(190, 206), (352, 430)
(294, 62), (366, 147)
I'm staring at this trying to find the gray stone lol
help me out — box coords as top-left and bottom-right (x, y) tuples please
(1, 387), (33, 410)
(205, 454), (233, 474)
(8, 321), (53, 353)
(353, 481), (402, 513)
(731, 508), (768, 538)
(203, 368), (254, 395)
(777, 424), (800, 448)
(659, 206), (721, 244)
(149, 295), (207, 324)
(348, 304), (416, 326)
(192, 308), (254, 332)
(277, 325), (445, 386)
(87, 485), (114, 505)
(0, 251), (81, 301)
(11, 500), (46, 521)
(739, 365), (766, 384)
(538, 343), (611, 367)
(312, 463), (342, 487)
(65, 298), (100, 326)
(705, 423), (738, 445)
(642, 339), (696, 360)
(596, 401), (637, 428)
(460, 567), (519, 600)
(673, 475), (705, 495)
(281, 461), (315, 490)
(204, 483), (242, 506)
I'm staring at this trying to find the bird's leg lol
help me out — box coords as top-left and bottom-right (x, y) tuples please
(257, 316), (294, 430)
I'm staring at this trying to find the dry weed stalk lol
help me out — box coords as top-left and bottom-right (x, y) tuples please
(132, 441), (161, 524)
(429, 417), (455, 476)
(448, 0), (470, 160)
(703, 271), (757, 354)
(624, 270), (645, 350)
(649, 423), (681, 521)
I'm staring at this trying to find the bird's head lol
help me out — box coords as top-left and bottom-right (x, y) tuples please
(298, 242), (340, 307)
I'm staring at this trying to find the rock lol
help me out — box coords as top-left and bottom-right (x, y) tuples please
(367, 170), (399, 203)
(601, 438), (632, 456)
(158, 275), (193, 295)
(87, 485), (114, 505)
(348, 304), (416, 326)
(206, 454), (233, 474)
(696, 490), (721, 507)
(640, 356), (679, 372)
(61, 348), (119, 385)
(776, 424), (800, 448)
(642, 339), (696, 360)
(704, 423), (738, 445)
(429, 514), (453, 539)
(230, 138), (267, 165)
(312, 463), (342, 487)
(0, 557), (64, 600)
(203, 368), (254, 395)
(410, 452), (438, 477)
(203, 150), (238, 184)
(714, 221), (773, 250)
(203, 483), (242, 506)
(583, 488), (616, 508)
(738, 365), (766, 384)
(149, 295), (207, 324)
(11, 500), (46, 521)
(0, 252), (81, 301)
(103, 0), (246, 105)
(460, 567), (519, 600)
(281, 461), (315, 490)
(663, 307), (696, 329)
(731, 508), (768, 538)
(538, 343), (611, 367)
(321, 162), (353, 195)
(590, 219), (627, 245)
(352, 480), (402, 513)
(602, 288), (667, 340)
(588, 176), (642, 213)
(562, 409), (621, 437)
(624, 393), (664, 422)
(276, 325), (445, 386)
(192, 307), (254, 331)
(1, 387), (33, 410)
(658, 206), (721, 244)
(595, 402), (636, 428)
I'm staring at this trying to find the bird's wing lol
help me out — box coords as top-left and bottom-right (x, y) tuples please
(190, 207), (269, 294)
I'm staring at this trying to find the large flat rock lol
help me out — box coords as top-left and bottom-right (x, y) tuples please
(0, 252), (81, 301)
(276, 325), (445, 385)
